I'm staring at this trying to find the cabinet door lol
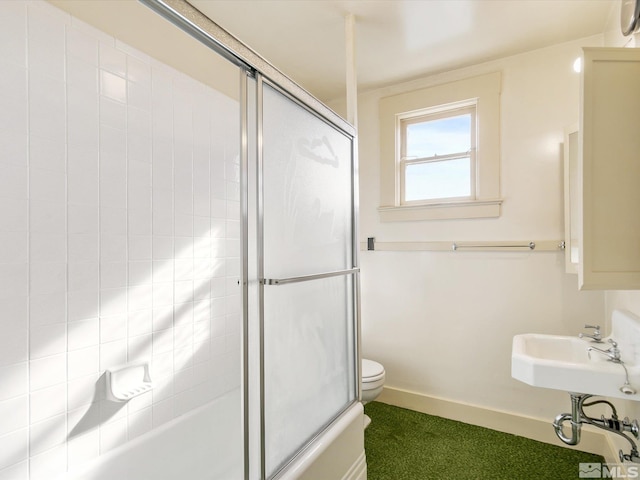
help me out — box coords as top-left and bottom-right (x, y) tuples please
(580, 47), (640, 289)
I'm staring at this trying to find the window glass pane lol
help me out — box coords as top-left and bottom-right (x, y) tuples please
(406, 113), (471, 158)
(405, 157), (471, 201)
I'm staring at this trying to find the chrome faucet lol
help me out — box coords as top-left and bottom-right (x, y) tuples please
(588, 339), (622, 363)
(579, 324), (603, 343)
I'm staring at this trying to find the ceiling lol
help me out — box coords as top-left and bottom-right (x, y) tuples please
(190, 0), (616, 103)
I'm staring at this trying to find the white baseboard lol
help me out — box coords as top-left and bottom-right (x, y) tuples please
(377, 386), (618, 463)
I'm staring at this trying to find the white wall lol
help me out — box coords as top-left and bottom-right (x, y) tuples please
(351, 36), (608, 420)
(0, 2), (241, 478)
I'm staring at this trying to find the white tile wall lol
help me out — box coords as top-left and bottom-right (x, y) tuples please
(0, 1), (242, 478)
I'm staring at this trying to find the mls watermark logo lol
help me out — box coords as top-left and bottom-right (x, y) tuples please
(580, 463), (602, 478)
(579, 463), (640, 478)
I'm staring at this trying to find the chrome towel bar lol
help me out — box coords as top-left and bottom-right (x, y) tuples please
(452, 242), (535, 251)
(263, 267), (359, 286)
(359, 240), (565, 252)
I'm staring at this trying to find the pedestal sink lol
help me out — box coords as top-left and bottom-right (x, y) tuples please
(511, 310), (640, 401)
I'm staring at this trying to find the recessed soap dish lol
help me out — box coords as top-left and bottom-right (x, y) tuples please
(106, 363), (152, 402)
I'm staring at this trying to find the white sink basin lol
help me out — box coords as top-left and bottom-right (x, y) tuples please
(511, 310), (640, 401)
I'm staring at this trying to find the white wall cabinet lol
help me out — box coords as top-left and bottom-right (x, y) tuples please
(573, 47), (640, 289)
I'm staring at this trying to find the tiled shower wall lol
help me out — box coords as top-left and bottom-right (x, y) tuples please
(0, 1), (242, 478)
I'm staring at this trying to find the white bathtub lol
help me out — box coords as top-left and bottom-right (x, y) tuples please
(59, 390), (366, 480)
(61, 390), (243, 480)
(278, 401), (366, 480)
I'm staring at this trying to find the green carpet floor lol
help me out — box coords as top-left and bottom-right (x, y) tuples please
(364, 401), (605, 480)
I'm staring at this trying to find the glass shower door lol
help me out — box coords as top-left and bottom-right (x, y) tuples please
(260, 82), (357, 478)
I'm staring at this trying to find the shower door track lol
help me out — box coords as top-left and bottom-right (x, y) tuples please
(138, 0), (354, 139)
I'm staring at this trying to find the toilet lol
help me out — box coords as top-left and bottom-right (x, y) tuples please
(361, 358), (385, 403)
(362, 358), (385, 428)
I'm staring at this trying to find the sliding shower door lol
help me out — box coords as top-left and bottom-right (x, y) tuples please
(260, 81), (358, 478)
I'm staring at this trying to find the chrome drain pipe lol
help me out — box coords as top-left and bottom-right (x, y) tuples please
(553, 393), (583, 445)
(553, 393), (640, 462)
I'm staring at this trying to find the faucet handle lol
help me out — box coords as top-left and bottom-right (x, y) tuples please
(579, 324), (603, 342)
(608, 339), (622, 361)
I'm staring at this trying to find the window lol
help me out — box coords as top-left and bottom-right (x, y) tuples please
(379, 72), (502, 221)
(399, 103), (476, 204)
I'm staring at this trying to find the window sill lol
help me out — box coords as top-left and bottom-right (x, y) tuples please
(378, 199), (503, 222)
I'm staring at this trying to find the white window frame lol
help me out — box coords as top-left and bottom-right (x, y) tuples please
(398, 102), (476, 205)
(379, 72), (502, 222)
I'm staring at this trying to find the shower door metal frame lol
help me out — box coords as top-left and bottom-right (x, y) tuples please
(257, 76), (360, 479)
(138, 1), (361, 479)
(138, 0), (352, 136)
